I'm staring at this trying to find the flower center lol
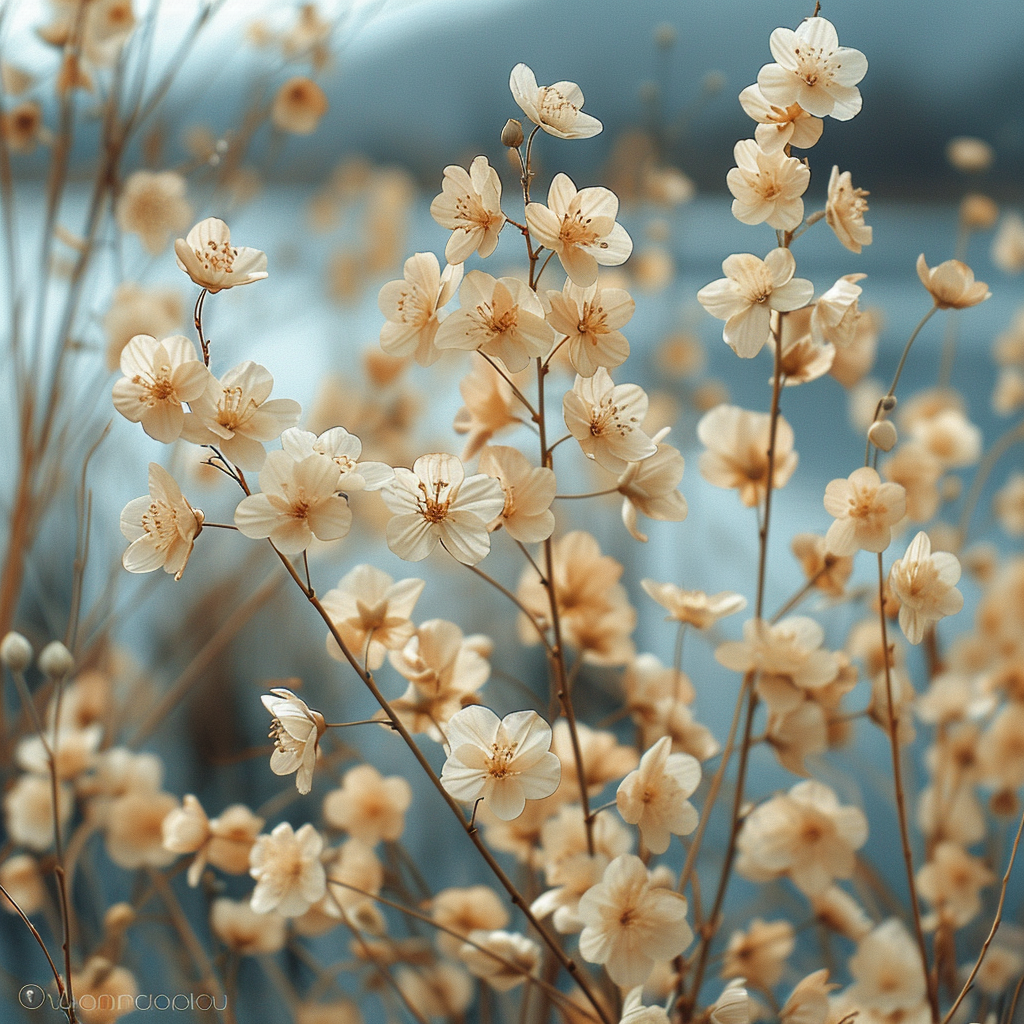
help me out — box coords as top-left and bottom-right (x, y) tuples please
(418, 478), (453, 524)
(194, 238), (238, 274)
(537, 87), (579, 132)
(216, 385), (256, 432)
(140, 501), (182, 549)
(487, 740), (518, 778)
(560, 211), (599, 249)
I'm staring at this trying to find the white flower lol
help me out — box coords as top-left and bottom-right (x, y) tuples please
(888, 532), (964, 645)
(120, 463), (204, 580)
(697, 249), (814, 359)
(280, 427), (393, 492)
(727, 140), (810, 230)
(249, 822), (326, 916)
(757, 17), (868, 121)
(616, 431), (688, 543)
(261, 687), (326, 795)
(430, 156), (506, 264)
(378, 252), (463, 365)
(811, 274), (865, 348)
(382, 453), (506, 565)
(440, 705), (561, 820)
(509, 64), (602, 139)
(174, 217), (268, 293)
(546, 279), (634, 378)
(738, 83), (823, 153)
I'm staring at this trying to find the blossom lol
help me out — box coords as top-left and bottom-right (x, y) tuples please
(563, 368), (658, 473)
(992, 212), (1024, 273)
(722, 918), (795, 989)
(697, 249), (813, 358)
(916, 254), (991, 309)
(280, 427), (394, 492)
(382, 453), (505, 565)
(620, 988), (670, 1024)
(577, 854), (693, 987)
(737, 83), (823, 153)
(916, 841), (994, 928)
(249, 822), (326, 916)
(322, 764), (412, 845)
(434, 271), (553, 373)
(440, 705), (561, 821)
(104, 790), (179, 869)
(430, 156), (506, 263)
(888, 531), (964, 645)
(120, 463), (203, 580)
(103, 282), (184, 371)
(181, 361), (301, 471)
(116, 170), (192, 255)
(459, 930), (540, 990)
(946, 136), (994, 173)
(716, 617), (840, 694)
(478, 446), (555, 543)
(546, 278), (634, 377)
(616, 737), (700, 854)
(757, 17), (867, 121)
(616, 431), (688, 543)
(697, 405), (798, 506)
(321, 565), (424, 670)
(271, 76), (328, 134)
(811, 273), (865, 348)
(433, 886), (510, 957)
(525, 173), (632, 288)
(823, 466), (906, 555)
(826, 166), (872, 253)
(453, 360), (520, 459)
(847, 919), (927, 1013)
(726, 140), (810, 230)
(509, 64), (602, 139)
(210, 898), (287, 954)
(378, 252), (463, 365)
(261, 687), (326, 795)
(174, 217), (268, 293)
(3, 773), (73, 851)
(640, 581), (747, 629)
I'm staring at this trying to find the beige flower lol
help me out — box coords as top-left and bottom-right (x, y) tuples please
(433, 885), (510, 956)
(620, 987), (671, 1024)
(478, 445), (555, 543)
(103, 282), (183, 370)
(322, 764), (412, 845)
(697, 248), (813, 358)
(722, 918), (795, 989)
(434, 270), (554, 372)
(0, 100), (47, 154)
(546, 278), (634, 377)
(888, 531), (964, 645)
(823, 466), (906, 555)
(525, 173), (632, 287)
(882, 442), (942, 522)
(916, 841), (994, 928)
(174, 217), (268, 293)
(826, 166), (872, 253)
(430, 156), (506, 263)
(271, 76), (328, 134)
(916, 254), (991, 309)
(847, 919), (926, 1013)
(105, 790), (179, 869)
(261, 687), (327, 795)
(509, 64), (602, 139)
(995, 473), (1024, 535)
(72, 957), (138, 1024)
(459, 930), (540, 991)
(946, 135), (994, 172)
(3, 773), (73, 851)
(738, 84), (823, 153)
(616, 431), (688, 542)
(727, 140), (810, 231)
(116, 170), (192, 255)
(249, 822), (326, 917)
(120, 463), (203, 580)
(780, 970), (835, 1024)
(0, 854), (47, 917)
(210, 897), (287, 954)
(640, 581), (746, 629)
(453, 359), (520, 459)
(577, 853), (693, 987)
(908, 407), (982, 468)
(992, 212), (1024, 273)
(616, 737), (700, 854)
(790, 533), (853, 596)
(811, 273), (866, 347)
(280, 427), (394, 492)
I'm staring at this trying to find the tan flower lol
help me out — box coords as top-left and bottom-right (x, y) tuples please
(946, 136), (994, 172)
(882, 442), (942, 522)
(992, 212), (1024, 273)
(210, 897), (287, 954)
(546, 278), (634, 377)
(378, 252), (463, 365)
(811, 273), (866, 347)
(322, 764), (412, 845)
(916, 254), (990, 309)
(509, 64), (602, 139)
(727, 140), (810, 231)
(790, 533), (853, 596)
(3, 773), (73, 851)
(478, 445), (555, 543)
(72, 957), (137, 1024)
(826, 166), (872, 253)
(430, 156), (506, 263)
(995, 473), (1024, 535)
(174, 217), (267, 293)
(116, 170), (192, 255)
(738, 84), (823, 153)
(620, 987), (671, 1024)
(459, 930), (540, 991)
(823, 466), (906, 555)
(716, 616), (839, 694)
(888, 531), (964, 645)
(280, 426), (394, 492)
(103, 282), (184, 370)
(616, 431), (688, 542)
(847, 919), (926, 1013)
(0, 100), (47, 153)
(261, 687), (327, 795)
(640, 581), (746, 629)
(0, 854), (47, 916)
(908, 407), (982, 468)
(432, 886), (510, 957)
(780, 970), (835, 1024)
(271, 76), (328, 134)
(453, 359), (520, 459)
(722, 918), (795, 989)
(553, 721), (639, 798)
(916, 841), (994, 928)
(249, 821), (326, 917)
(105, 790), (179, 869)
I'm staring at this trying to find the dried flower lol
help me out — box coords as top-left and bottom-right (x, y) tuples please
(722, 918), (795, 989)
(546, 278), (634, 377)
(322, 764), (412, 845)
(478, 446), (556, 543)
(174, 217), (268, 293)
(811, 273), (866, 348)
(888, 531), (964, 645)
(210, 898), (287, 954)
(616, 432), (688, 543)
(460, 930), (540, 990)
(261, 687), (327, 795)
(271, 76), (328, 134)
(738, 84), (823, 152)
(727, 140), (810, 230)
(249, 822), (327, 916)
(822, 466), (906, 555)
(116, 170), (192, 255)
(916, 254), (990, 309)
(509, 64), (602, 139)
(430, 156), (506, 263)
(280, 427), (394, 492)
(825, 166), (872, 253)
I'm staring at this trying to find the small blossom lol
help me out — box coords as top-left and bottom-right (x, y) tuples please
(697, 249), (814, 358)
(249, 822), (326, 916)
(640, 581), (747, 629)
(280, 427), (394, 492)
(378, 252), (463, 365)
(174, 217), (268, 293)
(478, 446), (555, 543)
(823, 466), (907, 555)
(616, 431), (688, 543)
(261, 687), (327, 795)
(738, 84), (823, 153)
(620, 987), (670, 1024)
(453, 359), (520, 460)
(116, 170), (192, 255)
(271, 76), (328, 134)
(210, 898), (287, 954)
(946, 136), (994, 173)
(888, 531), (964, 645)
(727, 140), (810, 231)
(811, 273), (866, 348)
(916, 841), (994, 928)
(103, 282), (184, 371)
(433, 886), (510, 957)
(825, 166), (872, 253)
(460, 930), (540, 991)
(509, 63), (602, 139)
(916, 254), (991, 309)
(716, 617), (839, 694)
(430, 156), (506, 263)
(992, 212), (1024, 273)
(3, 774), (73, 851)
(722, 918), (795, 989)
(847, 919), (927, 1012)
(120, 463), (203, 580)
(322, 764), (412, 845)
(546, 278), (634, 377)
(105, 790), (179, 869)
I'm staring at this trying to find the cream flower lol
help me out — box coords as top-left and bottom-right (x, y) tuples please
(738, 83), (823, 153)
(916, 841), (994, 928)
(434, 270), (554, 372)
(616, 431), (688, 543)
(823, 466), (906, 555)
(112, 334), (212, 443)
(460, 930), (540, 991)
(249, 822), (326, 916)
(509, 64), (602, 139)
(826, 167), (872, 253)
(440, 705), (561, 821)
(433, 886), (510, 957)
(271, 76), (328, 134)
(261, 687), (327, 795)
(722, 918), (795, 989)
(174, 217), (267, 293)
(620, 987), (671, 1024)
(181, 360), (301, 471)
(116, 170), (193, 255)
(430, 156), (506, 264)
(716, 617), (839, 693)
(120, 463), (203, 580)
(478, 446), (556, 543)
(726, 140), (810, 231)
(546, 278), (634, 377)
(525, 173), (632, 288)
(382, 453), (506, 565)
(322, 764), (412, 845)
(453, 359), (520, 460)
(280, 427), (394, 492)
(847, 919), (926, 1013)
(640, 581), (747, 629)
(888, 531), (964, 645)
(697, 249), (814, 358)
(616, 737), (700, 854)
(378, 252), (463, 365)
(103, 282), (184, 371)
(321, 565), (424, 670)
(577, 854), (693, 988)
(811, 273), (865, 348)
(992, 212), (1024, 274)
(757, 17), (867, 121)
(563, 368), (658, 473)
(210, 898), (287, 954)
(916, 254), (990, 309)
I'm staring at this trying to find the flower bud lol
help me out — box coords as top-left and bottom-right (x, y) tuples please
(501, 118), (523, 149)
(0, 632), (33, 672)
(104, 902), (136, 933)
(946, 136), (994, 173)
(867, 419), (897, 451)
(38, 641), (74, 680)
(880, 394), (898, 413)
(960, 193), (999, 231)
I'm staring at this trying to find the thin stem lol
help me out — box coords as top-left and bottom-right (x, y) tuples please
(554, 487), (619, 500)
(956, 419), (1024, 545)
(479, 351), (537, 418)
(462, 562), (555, 656)
(194, 288), (210, 364)
(770, 566), (829, 624)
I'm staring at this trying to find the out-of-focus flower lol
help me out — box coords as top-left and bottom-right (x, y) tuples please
(382, 453), (505, 565)
(509, 64), (602, 139)
(616, 431), (688, 543)
(120, 463), (203, 580)
(908, 407), (982, 468)
(3, 774), (73, 851)
(433, 886), (510, 957)
(250, 822), (326, 916)
(525, 173), (632, 287)
(271, 76), (328, 134)
(174, 218), (267, 293)
(727, 140), (809, 231)
(946, 136), (994, 173)
(210, 898), (287, 954)
(916, 254), (990, 309)
(791, 533), (853, 596)
(440, 706), (561, 821)
(825, 166), (872, 253)
(105, 790), (179, 869)
(780, 970), (835, 1024)
(960, 193), (999, 230)
(454, 360), (520, 459)
(430, 156), (506, 263)
(888, 531), (964, 645)
(640, 581), (746, 629)
(823, 466), (906, 555)
(882, 442), (942, 522)
(459, 930), (540, 990)
(995, 473), (1024, 535)
(846, 919), (927, 1013)
(738, 84), (822, 152)
(72, 957), (137, 1024)
(0, 854), (46, 916)
(619, 986), (671, 1024)
(916, 841), (994, 928)
(546, 278), (634, 377)
(323, 764), (412, 845)
(757, 17), (867, 120)
(261, 687), (326, 795)
(992, 213), (1024, 273)
(0, 100), (47, 153)
(722, 918), (794, 989)
(478, 446), (555, 543)
(697, 249), (813, 358)
(103, 283), (183, 371)
(116, 170), (192, 255)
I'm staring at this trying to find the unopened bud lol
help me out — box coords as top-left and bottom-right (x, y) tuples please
(104, 902), (136, 933)
(501, 118), (523, 149)
(0, 632), (33, 672)
(880, 394), (898, 413)
(867, 419), (898, 451)
(960, 193), (999, 231)
(38, 641), (73, 680)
